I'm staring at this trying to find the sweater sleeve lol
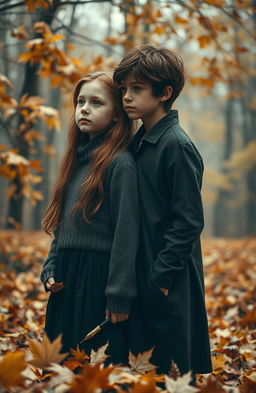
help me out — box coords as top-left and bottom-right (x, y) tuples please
(40, 227), (60, 291)
(105, 162), (139, 314)
(153, 144), (204, 289)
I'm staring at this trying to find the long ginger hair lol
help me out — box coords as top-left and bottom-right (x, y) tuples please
(42, 71), (132, 234)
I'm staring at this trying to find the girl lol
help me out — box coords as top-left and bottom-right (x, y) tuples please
(40, 71), (139, 364)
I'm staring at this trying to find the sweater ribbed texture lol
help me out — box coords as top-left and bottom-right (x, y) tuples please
(41, 133), (139, 314)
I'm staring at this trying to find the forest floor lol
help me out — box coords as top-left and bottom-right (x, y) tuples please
(0, 232), (255, 393)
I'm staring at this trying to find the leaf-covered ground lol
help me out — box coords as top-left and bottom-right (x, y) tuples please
(0, 232), (255, 392)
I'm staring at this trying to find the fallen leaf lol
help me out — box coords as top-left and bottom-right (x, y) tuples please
(28, 333), (68, 369)
(165, 371), (198, 393)
(129, 348), (156, 374)
(0, 350), (27, 388)
(90, 342), (109, 366)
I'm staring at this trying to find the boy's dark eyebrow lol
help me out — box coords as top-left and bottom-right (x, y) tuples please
(120, 81), (145, 86)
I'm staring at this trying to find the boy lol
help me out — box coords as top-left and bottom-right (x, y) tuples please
(113, 45), (212, 378)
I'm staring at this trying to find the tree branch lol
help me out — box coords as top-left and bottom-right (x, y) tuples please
(219, 7), (255, 40)
(54, 15), (122, 55)
(0, 1), (25, 13)
(59, 0), (111, 5)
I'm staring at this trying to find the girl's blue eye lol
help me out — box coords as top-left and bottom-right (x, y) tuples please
(92, 100), (102, 105)
(77, 98), (84, 105)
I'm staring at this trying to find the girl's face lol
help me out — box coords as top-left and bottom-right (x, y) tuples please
(75, 79), (116, 139)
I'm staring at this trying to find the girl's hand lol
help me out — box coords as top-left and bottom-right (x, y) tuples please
(160, 287), (168, 296)
(105, 310), (129, 324)
(46, 277), (55, 290)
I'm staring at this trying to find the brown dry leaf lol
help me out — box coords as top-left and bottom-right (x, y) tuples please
(128, 348), (156, 374)
(198, 375), (226, 392)
(90, 342), (109, 366)
(68, 363), (112, 393)
(165, 371), (198, 393)
(70, 345), (89, 362)
(28, 333), (68, 369)
(0, 350), (27, 388)
(239, 375), (256, 393)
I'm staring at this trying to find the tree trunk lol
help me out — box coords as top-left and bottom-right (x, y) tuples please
(6, 0), (62, 228)
(213, 94), (234, 236)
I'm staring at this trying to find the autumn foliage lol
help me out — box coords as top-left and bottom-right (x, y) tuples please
(0, 232), (256, 392)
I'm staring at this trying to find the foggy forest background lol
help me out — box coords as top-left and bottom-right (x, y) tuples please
(0, 0), (255, 237)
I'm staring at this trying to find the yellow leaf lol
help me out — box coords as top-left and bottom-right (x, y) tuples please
(46, 116), (61, 131)
(19, 52), (33, 63)
(28, 333), (68, 369)
(190, 77), (214, 87)
(42, 145), (56, 157)
(104, 37), (119, 45)
(29, 160), (44, 171)
(0, 351), (26, 388)
(66, 43), (75, 51)
(175, 15), (189, 24)
(51, 74), (64, 88)
(198, 35), (212, 48)
(154, 26), (164, 35)
(32, 190), (44, 201)
(50, 33), (65, 43)
(204, 0), (224, 6)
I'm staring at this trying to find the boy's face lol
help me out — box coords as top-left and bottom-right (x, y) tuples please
(120, 74), (168, 131)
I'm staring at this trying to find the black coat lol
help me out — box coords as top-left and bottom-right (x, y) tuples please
(130, 110), (212, 375)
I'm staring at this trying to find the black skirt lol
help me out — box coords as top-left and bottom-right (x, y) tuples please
(44, 248), (144, 365)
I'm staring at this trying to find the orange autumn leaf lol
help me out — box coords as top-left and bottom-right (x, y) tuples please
(11, 25), (28, 40)
(50, 33), (65, 43)
(24, 0), (50, 12)
(198, 35), (212, 48)
(190, 77), (214, 88)
(29, 160), (44, 171)
(70, 345), (89, 362)
(175, 15), (189, 24)
(0, 350), (27, 389)
(204, 0), (225, 6)
(154, 26), (165, 35)
(68, 363), (113, 393)
(28, 333), (68, 369)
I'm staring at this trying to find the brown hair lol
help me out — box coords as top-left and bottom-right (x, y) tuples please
(113, 45), (185, 111)
(42, 71), (132, 234)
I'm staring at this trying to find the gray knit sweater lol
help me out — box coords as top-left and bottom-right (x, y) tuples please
(40, 133), (139, 314)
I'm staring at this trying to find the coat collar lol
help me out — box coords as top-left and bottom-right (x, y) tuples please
(130, 110), (179, 153)
(77, 132), (107, 164)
